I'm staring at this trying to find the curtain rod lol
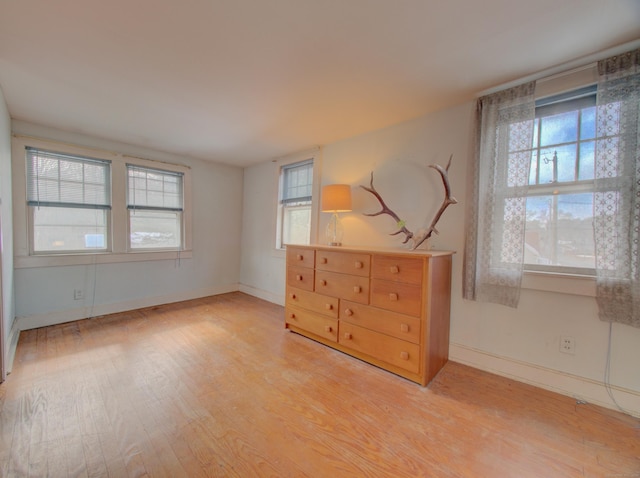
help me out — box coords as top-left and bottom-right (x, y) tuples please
(477, 38), (640, 97)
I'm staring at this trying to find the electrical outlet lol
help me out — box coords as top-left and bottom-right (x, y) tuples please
(74, 289), (84, 300)
(560, 336), (575, 354)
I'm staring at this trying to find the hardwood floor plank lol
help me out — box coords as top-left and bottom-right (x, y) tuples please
(1, 292), (638, 477)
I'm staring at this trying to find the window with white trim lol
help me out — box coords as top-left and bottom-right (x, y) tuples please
(277, 159), (313, 248)
(127, 164), (184, 250)
(14, 137), (192, 267)
(523, 86), (597, 275)
(26, 147), (111, 254)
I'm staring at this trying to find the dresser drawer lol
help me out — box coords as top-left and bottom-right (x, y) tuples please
(340, 301), (421, 344)
(316, 250), (370, 277)
(286, 246), (315, 269)
(372, 255), (424, 284)
(339, 322), (420, 373)
(370, 279), (422, 317)
(315, 270), (370, 304)
(287, 287), (339, 318)
(285, 305), (338, 342)
(286, 266), (314, 292)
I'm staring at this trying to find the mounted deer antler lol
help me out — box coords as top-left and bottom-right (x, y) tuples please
(360, 155), (457, 250)
(361, 172), (415, 244)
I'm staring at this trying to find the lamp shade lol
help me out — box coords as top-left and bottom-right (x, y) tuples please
(321, 184), (352, 212)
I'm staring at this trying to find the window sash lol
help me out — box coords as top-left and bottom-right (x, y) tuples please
(281, 159), (313, 204)
(26, 147), (111, 210)
(281, 203), (311, 246)
(31, 207), (110, 254)
(127, 164), (184, 212)
(129, 209), (182, 250)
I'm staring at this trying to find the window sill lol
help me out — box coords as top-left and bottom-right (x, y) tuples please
(522, 270), (595, 297)
(14, 250), (193, 269)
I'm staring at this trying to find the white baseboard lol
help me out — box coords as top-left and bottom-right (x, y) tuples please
(15, 283), (240, 332)
(238, 283), (284, 306)
(449, 342), (640, 417)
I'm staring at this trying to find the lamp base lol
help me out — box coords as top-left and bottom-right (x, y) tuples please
(326, 212), (344, 246)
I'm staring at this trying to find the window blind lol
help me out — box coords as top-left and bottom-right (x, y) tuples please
(127, 164), (184, 211)
(26, 147), (111, 209)
(281, 159), (313, 204)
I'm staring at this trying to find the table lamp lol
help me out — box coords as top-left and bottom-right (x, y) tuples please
(321, 184), (352, 246)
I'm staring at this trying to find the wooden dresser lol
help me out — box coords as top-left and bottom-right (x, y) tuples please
(285, 244), (453, 386)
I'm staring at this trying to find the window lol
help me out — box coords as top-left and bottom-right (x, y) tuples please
(127, 165), (184, 250)
(14, 136), (192, 267)
(26, 147), (111, 253)
(523, 86), (598, 275)
(465, 49), (639, 311)
(278, 159), (313, 248)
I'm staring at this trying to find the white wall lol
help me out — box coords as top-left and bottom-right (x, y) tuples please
(239, 148), (322, 305)
(12, 121), (243, 329)
(239, 159), (287, 304)
(240, 100), (640, 416)
(0, 84), (15, 378)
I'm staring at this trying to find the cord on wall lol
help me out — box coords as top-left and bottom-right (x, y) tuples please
(604, 322), (633, 417)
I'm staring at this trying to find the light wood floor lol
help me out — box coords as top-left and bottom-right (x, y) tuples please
(1, 292), (638, 477)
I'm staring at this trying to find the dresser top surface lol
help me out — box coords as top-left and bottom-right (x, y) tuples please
(286, 244), (455, 258)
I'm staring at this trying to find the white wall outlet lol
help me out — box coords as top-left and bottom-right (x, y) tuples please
(74, 288), (85, 300)
(560, 336), (575, 354)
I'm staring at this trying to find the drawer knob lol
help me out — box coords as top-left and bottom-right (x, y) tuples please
(400, 323), (409, 333)
(355, 261), (363, 269)
(325, 325), (333, 333)
(289, 312), (296, 319)
(296, 254), (303, 261)
(344, 308), (353, 316)
(389, 292), (398, 301)
(325, 303), (333, 310)
(320, 257), (328, 264)
(320, 279), (327, 286)
(344, 332), (352, 340)
(296, 274), (303, 281)
(400, 351), (409, 360)
(290, 293), (297, 299)
(390, 265), (399, 274)
(353, 286), (361, 293)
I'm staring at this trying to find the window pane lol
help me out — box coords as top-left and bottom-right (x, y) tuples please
(528, 151), (538, 185)
(33, 207), (107, 252)
(130, 210), (181, 249)
(556, 144), (577, 183)
(540, 111), (578, 146)
(282, 204), (311, 245)
(538, 147), (555, 184)
(580, 106), (596, 140)
(578, 141), (595, 180)
(525, 193), (595, 269)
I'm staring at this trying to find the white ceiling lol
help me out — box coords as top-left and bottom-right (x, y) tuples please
(1, 1), (639, 167)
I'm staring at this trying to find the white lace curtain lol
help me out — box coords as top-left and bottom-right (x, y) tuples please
(463, 82), (536, 308)
(594, 49), (640, 328)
